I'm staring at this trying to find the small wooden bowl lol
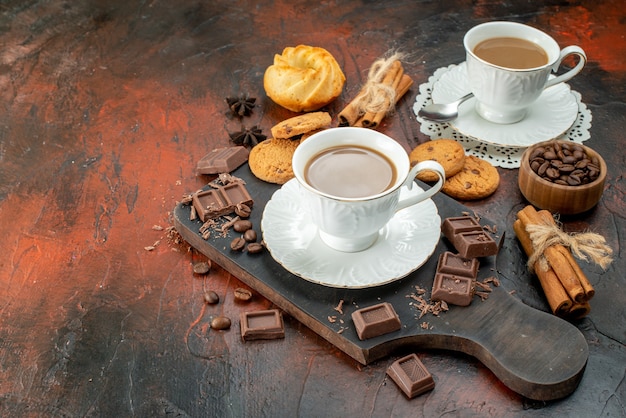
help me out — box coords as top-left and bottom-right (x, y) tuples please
(518, 140), (606, 215)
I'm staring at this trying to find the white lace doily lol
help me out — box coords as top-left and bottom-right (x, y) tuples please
(413, 64), (592, 169)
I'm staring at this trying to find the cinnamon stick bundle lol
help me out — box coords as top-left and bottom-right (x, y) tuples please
(338, 57), (413, 129)
(514, 205), (595, 319)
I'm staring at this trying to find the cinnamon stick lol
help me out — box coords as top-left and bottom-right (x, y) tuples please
(359, 74), (414, 128)
(537, 210), (595, 300)
(360, 61), (403, 127)
(513, 219), (573, 316)
(517, 206), (586, 303)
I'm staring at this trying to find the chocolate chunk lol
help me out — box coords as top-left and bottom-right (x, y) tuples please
(386, 354), (435, 398)
(431, 273), (474, 306)
(196, 146), (249, 175)
(192, 182), (253, 222)
(442, 216), (498, 258)
(351, 302), (401, 340)
(442, 216), (482, 240)
(454, 231), (498, 258)
(437, 251), (479, 279)
(240, 309), (285, 341)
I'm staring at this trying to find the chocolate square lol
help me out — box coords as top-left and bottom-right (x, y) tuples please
(196, 146), (249, 175)
(437, 251), (479, 279)
(442, 216), (483, 242)
(455, 231), (498, 258)
(192, 189), (229, 222)
(221, 182), (253, 209)
(240, 309), (285, 341)
(351, 302), (401, 340)
(431, 273), (474, 306)
(386, 354), (435, 398)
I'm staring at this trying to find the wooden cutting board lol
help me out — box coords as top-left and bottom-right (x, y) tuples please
(172, 164), (587, 401)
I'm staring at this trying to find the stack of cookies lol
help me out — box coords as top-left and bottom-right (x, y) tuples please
(409, 139), (499, 200)
(249, 112), (332, 184)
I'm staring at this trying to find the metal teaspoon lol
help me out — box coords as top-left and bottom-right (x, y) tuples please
(418, 92), (474, 122)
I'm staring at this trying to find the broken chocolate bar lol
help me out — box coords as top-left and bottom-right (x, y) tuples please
(196, 146), (249, 175)
(240, 309), (285, 341)
(442, 216), (498, 258)
(386, 353), (435, 398)
(431, 273), (474, 306)
(351, 302), (401, 340)
(437, 251), (479, 279)
(192, 182), (253, 222)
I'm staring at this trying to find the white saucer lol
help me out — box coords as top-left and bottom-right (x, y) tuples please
(431, 62), (579, 148)
(261, 179), (441, 289)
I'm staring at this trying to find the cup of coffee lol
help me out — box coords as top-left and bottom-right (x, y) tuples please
(291, 127), (445, 252)
(464, 21), (586, 124)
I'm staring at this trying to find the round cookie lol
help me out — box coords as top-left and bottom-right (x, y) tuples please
(409, 139), (466, 182)
(442, 155), (500, 200)
(270, 112), (331, 139)
(249, 138), (301, 184)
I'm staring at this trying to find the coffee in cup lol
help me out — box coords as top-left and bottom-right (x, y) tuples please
(464, 21), (586, 124)
(292, 127), (445, 252)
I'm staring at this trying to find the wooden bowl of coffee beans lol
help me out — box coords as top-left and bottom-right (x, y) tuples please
(518, 140), (606, 215)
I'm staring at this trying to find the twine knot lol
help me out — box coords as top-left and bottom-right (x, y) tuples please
(354, 52), (405, 115)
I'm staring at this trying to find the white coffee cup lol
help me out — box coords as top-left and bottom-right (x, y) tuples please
(464, 21), (586, 124)
(292, 127), (445, 252)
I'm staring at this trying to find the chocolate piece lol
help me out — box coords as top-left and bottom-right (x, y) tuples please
(196, 146), (249, 175)
(455, 231), (499, 258)
(240, 309), (285, 341)
(437, 251), (479, 279)
(386, 354), (435, 398)
(442, 216), (498, 258)
(442, 216), (482, 241)
(351, 302), (401, 340)
(192, 182), (253, 222)
(431, 273), (474, 306)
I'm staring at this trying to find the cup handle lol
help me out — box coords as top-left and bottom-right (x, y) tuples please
(544, 46), (586, 89)
(396, 160), (445, 212)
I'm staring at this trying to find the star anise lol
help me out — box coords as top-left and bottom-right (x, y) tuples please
(229, 125), (267, 147)
(225, 94), (256, 117)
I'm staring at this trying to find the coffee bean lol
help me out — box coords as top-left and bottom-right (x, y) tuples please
(234, 287), (252, 302)
(211, 316), (231, 330)
(193, 261), (211, 275)
(230, 237), (246, 251)
(528, 142), (601, 187)
(243, 229), (257, 242)
(233, 220), (253, 232)
(247, 242), (264, 254)
(204, 290), (220, 304)
(235, 203), (252, 218)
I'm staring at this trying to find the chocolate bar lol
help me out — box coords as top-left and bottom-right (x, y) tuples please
(240, 309), (285, 341)
(437, 251), (479, 279)
(196, 146), (249, 175)
(351, 302), (401, 340)
(386, 354), (435, 398)
(192, 182), (253, 222)
(442, 216), (498, 258)
(431, 273), (474, 306)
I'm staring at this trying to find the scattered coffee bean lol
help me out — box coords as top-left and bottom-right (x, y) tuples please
(210, 316), (231, 330)
(247, 242), (264, 254)
(529, 142), (601, 186)
(193, 261), (211, 275)
(230, 237), (246, 251)
(235, 203), (252, 218)
(243, 229), (257, 242)
(204, 290), (220, 305)
(233, 219), (253, 232)
(234, 287), (253, 302)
